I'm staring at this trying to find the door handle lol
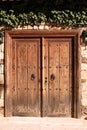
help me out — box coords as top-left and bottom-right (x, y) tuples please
(31, 74), (35, 80)
(50, 74), (55, 81)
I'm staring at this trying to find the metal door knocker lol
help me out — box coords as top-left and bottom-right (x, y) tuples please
(31, 74), (35, 80)
(50, 74), (55, 81)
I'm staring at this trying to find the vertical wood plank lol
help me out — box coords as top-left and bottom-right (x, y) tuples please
(59, 41), (72, 116)
(12, 40), (17, 115)
(42, 38), (49, 116)
(17, 42), (28, 113)
(48, 40), (60, 116)
(27, 39), (41, 116)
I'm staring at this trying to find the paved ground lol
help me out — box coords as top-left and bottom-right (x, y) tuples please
(0, 117), (87, 130)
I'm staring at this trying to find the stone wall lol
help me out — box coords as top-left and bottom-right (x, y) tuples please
(0, 42), (4, 116)
(81, 44), (87, 118)
(0, 25), (87, 118)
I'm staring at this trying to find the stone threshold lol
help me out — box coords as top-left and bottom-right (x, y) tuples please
(0, 117), (87, 130)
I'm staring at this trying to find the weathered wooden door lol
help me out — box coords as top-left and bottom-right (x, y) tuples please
(42, 38), (73, 117)
(5, 30), (81, 117)
(12, 39), (41, 116)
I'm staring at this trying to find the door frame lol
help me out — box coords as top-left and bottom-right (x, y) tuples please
(5, 29), (81, 117)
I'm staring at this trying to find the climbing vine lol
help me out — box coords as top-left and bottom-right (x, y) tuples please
(49, 10), (87, 27)
(0, 9), (87, 28)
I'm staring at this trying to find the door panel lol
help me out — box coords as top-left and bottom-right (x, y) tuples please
(12, 39), (41, 116)
(42, 38), (73, 117)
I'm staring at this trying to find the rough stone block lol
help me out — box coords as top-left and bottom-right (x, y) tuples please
(22, 26), (28, 29)
(1, 44), (4, 52)
(0, 84), (4, 109)
(27, 25), (33, 29)
(0, 99), (4, 108)
(17, 26), (22, 30)
(44, 25), (50, 30)
(0, 45), (2, 52)
(82, 82), (87, 106)
(33, 26), (38, 30)
(0, 44), (4, 53)
(0, 64), (4, 74)
(0, 108), (4, 117)
(0, 84), (4, 99)
(82, 57), (87, 63)
(0, 74), (4, 84)
(0, 52), (4, 60)
(81, 79), (87, 83)
(81, 63), (87, 71)
(39, 25), (44, 30)
(81, 46), (87, 59)
(81, 70), (87, 82)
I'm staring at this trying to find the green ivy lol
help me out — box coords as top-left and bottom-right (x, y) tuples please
(49, 10), (87, 27)
(1, 9), (87, 29)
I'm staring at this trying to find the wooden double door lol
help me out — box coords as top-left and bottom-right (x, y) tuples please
(5, 30), (81, 117)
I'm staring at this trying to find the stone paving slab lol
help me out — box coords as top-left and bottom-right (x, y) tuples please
(0, 117), (87, 130)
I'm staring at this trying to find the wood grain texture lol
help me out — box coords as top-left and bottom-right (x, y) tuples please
(6, 38), (41, 116)
(42, 38), (73, 117)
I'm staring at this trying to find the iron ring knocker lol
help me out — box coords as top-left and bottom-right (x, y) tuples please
(50, 74), (55, 81)
(31, 74), (35, 81)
